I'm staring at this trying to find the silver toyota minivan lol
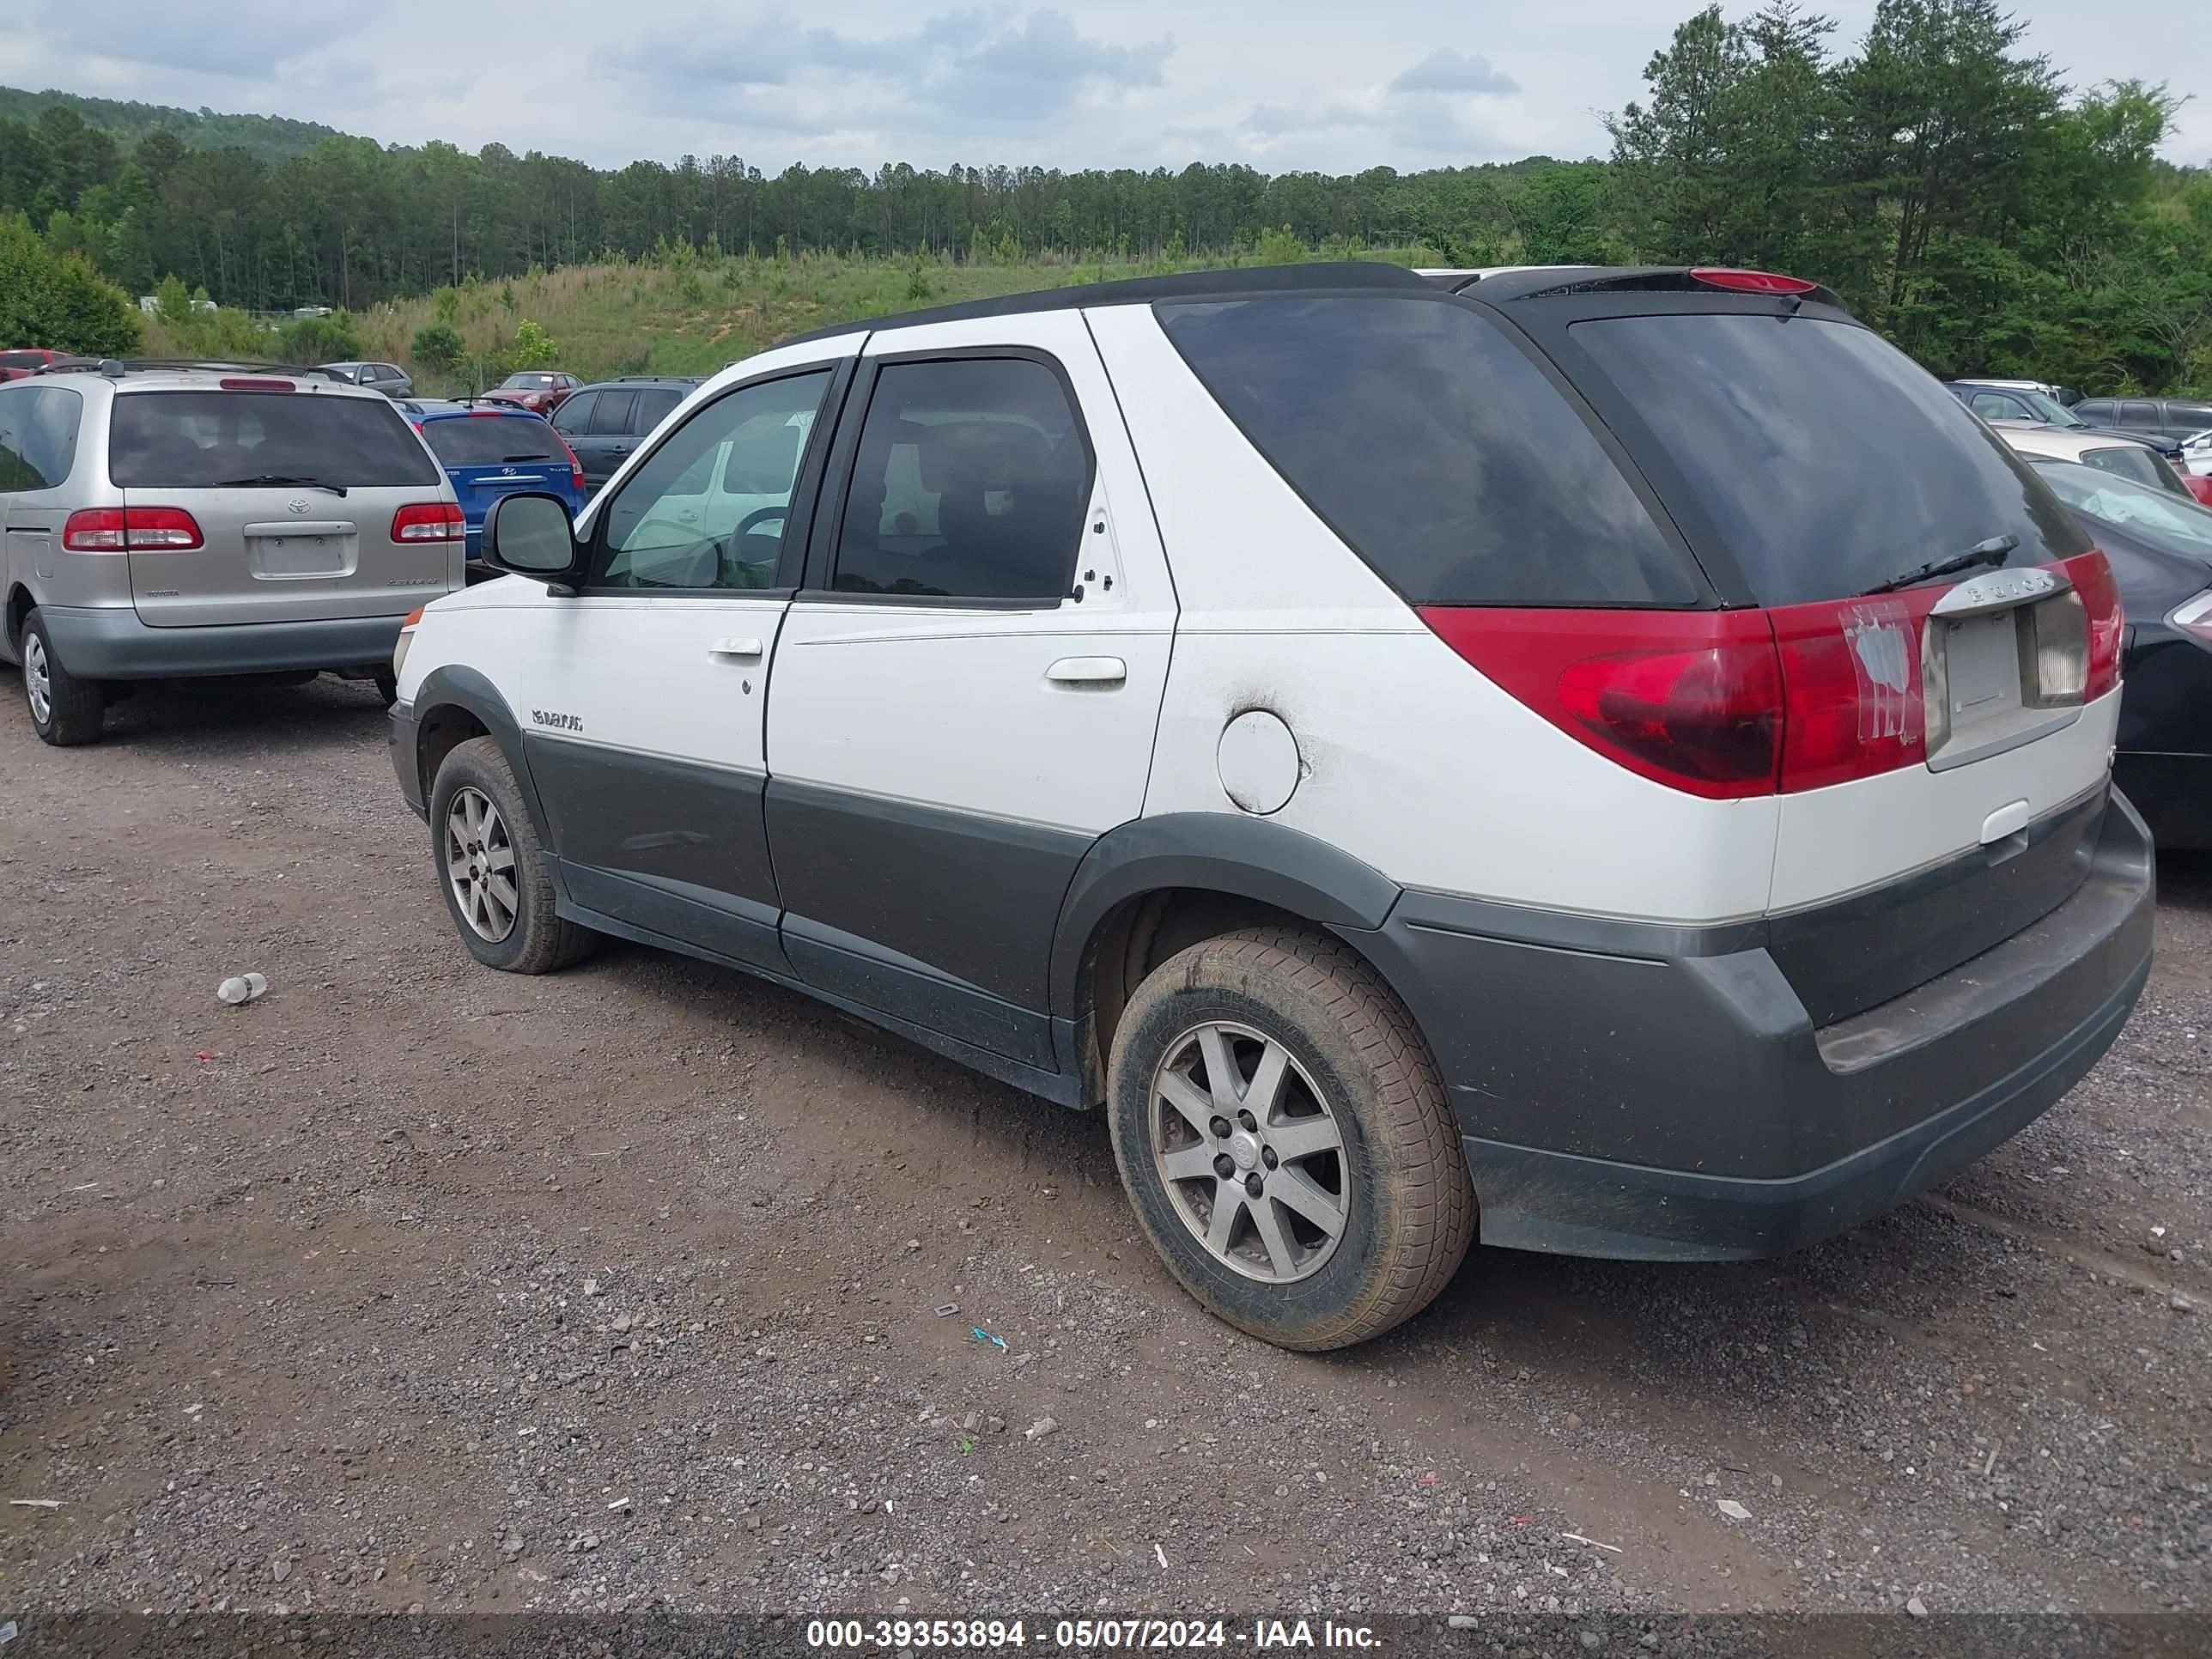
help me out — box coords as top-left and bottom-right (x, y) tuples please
(0, 364), (465, 744)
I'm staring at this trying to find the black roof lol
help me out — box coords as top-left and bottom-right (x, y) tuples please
(769, 260), (1846, 349)
(775, 261), (1437, 348)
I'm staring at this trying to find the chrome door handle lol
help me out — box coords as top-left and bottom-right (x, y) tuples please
(1046, 656), (1126, 685)
(708, 636), (764, 659)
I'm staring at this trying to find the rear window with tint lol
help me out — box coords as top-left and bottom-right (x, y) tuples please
(110, 392), (441, 488)
(420, 416), (564, 466)
(1156, 295), (1697, 605)
(635, 388), (684, 431)
(1569, 314), (2088, 607)
(2081, 444), (2177, 494)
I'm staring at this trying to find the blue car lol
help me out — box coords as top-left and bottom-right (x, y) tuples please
(404, 403), (586, 567)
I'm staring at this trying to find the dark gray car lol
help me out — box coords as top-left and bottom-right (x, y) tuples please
(550, 377), (702, 492)
(2072, 395), (2212, 444)
(319, 361), (416, 399)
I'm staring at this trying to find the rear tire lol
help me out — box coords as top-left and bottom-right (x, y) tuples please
(428, 736), (596, 974)
(1107, 927), (1475, 1351)
(21, 609), (105, 746)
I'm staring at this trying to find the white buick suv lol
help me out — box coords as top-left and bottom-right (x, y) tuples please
(387, 263), (2154, 1350)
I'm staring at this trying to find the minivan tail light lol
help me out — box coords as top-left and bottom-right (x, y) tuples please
(1690, 267), (1820, 295)
(392, 502), (465, 542)
(62, 507), (204, 551)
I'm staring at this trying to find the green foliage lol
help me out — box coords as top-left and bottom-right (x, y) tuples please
(8, 4), (2206, 394)
(410, 321), (465, 373)
(276, 310), (361, 364)
(154, 272), (190, 324)
(0, 213), (141, 354)
(509, 319), (558, 368)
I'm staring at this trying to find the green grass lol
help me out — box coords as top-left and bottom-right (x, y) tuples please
(309, 245), (1431, 392)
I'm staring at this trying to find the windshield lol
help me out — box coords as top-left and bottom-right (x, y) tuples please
(1570, 313), (2088, 605)
(2032, 459), (2212, 556)
(501, 374), (557, 390)
(421, 415), (563, 466)
(2021, 390), (2084, 428)
(109, 391), (442, 488)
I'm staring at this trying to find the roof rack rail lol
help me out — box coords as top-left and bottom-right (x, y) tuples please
(106, 358), (328, 376)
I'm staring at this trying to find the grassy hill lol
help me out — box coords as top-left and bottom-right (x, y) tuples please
(0, 85), (339, 163)
(149, 244), (1427, 391)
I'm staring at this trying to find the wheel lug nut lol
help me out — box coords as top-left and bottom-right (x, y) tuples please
(1243, 1173), (1264, 1199)
(1238, 1109), (1258, 1132)
(1210, 1117), (1232, 1141)
(1261, 1147), (1279, 1170)
(1213, 1153), (1235, 1180)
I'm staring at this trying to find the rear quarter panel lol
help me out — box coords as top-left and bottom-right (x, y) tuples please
(1085, 303), (1783, 927)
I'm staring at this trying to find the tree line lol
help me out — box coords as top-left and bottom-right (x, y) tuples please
(3, 0), (2209, 392)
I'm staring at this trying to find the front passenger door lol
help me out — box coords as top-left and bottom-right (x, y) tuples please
(514, 355), (850, 971)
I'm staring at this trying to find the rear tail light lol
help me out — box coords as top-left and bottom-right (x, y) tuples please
(556, 434), (586, 495)
(62, 507), (203, 550)
(392, 502), (465, 542)
(2064, 551), (2124, 701)
(1421, 555), (2118, 799)
(218, 377), (295, 392)
(1690, 267), (1820, 295)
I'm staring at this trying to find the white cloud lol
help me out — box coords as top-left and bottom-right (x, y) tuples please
(0, 0), (2202, 174)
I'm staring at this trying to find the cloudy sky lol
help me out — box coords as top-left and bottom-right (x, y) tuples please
(6, 0), (2209, 174)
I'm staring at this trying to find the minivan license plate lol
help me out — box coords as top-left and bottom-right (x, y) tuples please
(252, 533), (348, 578)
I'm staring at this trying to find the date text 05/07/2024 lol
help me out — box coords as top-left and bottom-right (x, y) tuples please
(804, 1620), (1383, 1650)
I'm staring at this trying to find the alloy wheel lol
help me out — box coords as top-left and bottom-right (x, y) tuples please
(1150, 1020), (1348, 1283)
(24, 633), (51, 726)
(444, 786), (520, 942)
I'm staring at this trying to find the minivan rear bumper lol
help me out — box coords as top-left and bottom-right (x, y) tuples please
(1358, 790), (2154, 1261)
(35, 605), (409, 679)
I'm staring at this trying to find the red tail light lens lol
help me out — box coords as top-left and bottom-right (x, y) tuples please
(62, 507), (203, 550)
(1690, 268), (1820, 295)
(392, 502), (465, 542)
(2062, 550), (2123, 700)
(1425, 556), (2115, 798)
(556, 434), (586, 495)
(219, 377), (296, 392)
(1419, 608), (1784, 799)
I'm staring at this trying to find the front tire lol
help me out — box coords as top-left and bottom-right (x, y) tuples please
(428, 736), (596, 973)
(1107, 927), (1474, 1351)
(21, 609), (105, 745)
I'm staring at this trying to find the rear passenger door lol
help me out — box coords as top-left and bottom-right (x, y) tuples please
(0, 385), (84, 662)
(764, 314), (1176, 1073)
(512, 349), (850, 973)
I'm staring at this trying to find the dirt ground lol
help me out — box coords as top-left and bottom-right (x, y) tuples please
(0, 675), (2206, 1620)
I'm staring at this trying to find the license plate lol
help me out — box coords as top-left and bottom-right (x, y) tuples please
(1942, 612), (2023, 723)
(252, 533), (348, 577)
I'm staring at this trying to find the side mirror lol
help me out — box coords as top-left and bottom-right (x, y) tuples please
(482, 491), (585, 592)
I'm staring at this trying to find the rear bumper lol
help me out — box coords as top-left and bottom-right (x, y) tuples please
(1358, 791), (2155, 1261)
(35, 605), (408, 680)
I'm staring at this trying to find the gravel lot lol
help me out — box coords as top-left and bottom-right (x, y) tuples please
(0, 674), (2206, 1620)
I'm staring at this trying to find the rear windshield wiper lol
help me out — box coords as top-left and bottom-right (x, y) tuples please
(1858, 534), (2018, 596)
(207, 474), (349, 497)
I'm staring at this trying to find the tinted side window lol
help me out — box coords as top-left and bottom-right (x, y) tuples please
(1158, 295), (1694, 605)
(596, 371), (830, 591)
(2075, 400), (2117, 422)
(2122, 401), (2160, 425)
(550, 391), (596, 435)
(0, 386), (82, 490)
(635, 388), (683, 433)
(832, 357), (1091, 603)
(589, 392), (636, 436)
(2167, 402), (2212, 431)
